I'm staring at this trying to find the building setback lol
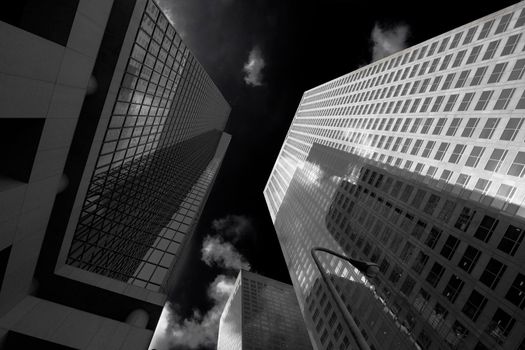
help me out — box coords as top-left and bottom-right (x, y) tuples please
(265, 3), (525, 350)
(0, 0), (230, 349)
(218, 270), (313, 350)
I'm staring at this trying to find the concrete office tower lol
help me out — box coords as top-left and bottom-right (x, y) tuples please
(0, 0), (230, 349)
(265, 3), (525, 350)
(217, 270), (313, 350)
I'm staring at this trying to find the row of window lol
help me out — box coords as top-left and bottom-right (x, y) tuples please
(304, 7), (525, 103)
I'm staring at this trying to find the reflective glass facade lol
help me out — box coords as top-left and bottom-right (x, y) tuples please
(65, 0), (230, 293)
(218, 270), (312, 350)
(265, 3), (525, 350)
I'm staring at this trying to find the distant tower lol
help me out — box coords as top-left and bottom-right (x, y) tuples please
(265, 3), (525, 350)
(0, 0), (230, 348)
(218, 270), (313, 350)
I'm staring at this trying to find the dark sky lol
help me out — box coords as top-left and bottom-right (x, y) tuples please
(153, 0), (517, 348)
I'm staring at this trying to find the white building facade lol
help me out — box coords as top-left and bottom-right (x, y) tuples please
(265, 3), (525, 350)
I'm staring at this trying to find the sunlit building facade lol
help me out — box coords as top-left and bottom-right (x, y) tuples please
(218, 270), (313, 350)
(265, 3), (525, 350)
(0, 0), (230, 349)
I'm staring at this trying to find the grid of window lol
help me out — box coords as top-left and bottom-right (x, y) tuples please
(66, 0), (230, 291)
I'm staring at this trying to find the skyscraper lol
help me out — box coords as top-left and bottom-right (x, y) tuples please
(0, 0), (230, 348)
(265, 3), (525, 350)
(217, 270), (313, 350)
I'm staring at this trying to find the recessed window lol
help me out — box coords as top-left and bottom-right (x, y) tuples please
(412, 251), (429, 274)
(494, 88), (515, 110)
(440, 235), (460, 260)
(474, 90), (494, 111)
(462, 289), (488, 321)
(479, 258), (507, 289)
(455, 206), (476, 232)
(461, 118), (480, 137)
(463, 26), (477, 44)
(497, 224), (524, 256)
(426, 262), (445, 287)
(479, 118), (500, 139)
(434, 142), (450, 161)
(482, 40), (500, 60)
(465, 146), (485, 167)
(487, 62), (508, 84)
(478, 19), (494, 40)
(443, 274), (464, 303)
(474, 215), (499, 243)
(485, 308), (516, 345)
(509, 59), (525, 80)
(501, 34), (522, 56)
(495, 13), (513, 34)
(446, 118), (462, 136)
(516, 8), (525, 28)
(500, 118), (523, 141)
(505, 273), (525, 309)
(485, 148), (508, 172)
(508, 152), (525, 177)
(458, 92), (476, 111)
(425, 226), (443, 248)
(458, 245), (481, 273)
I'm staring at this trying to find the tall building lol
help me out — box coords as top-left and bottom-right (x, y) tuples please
(217, 270), (313, 350)
(0, 0), (230, 349)
(265, 3), (525, 350)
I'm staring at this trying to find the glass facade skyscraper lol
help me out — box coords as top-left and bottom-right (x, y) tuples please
(0, 0), (230, 348)
(217, 270), (313, 350)
(265, 3), (525, 350)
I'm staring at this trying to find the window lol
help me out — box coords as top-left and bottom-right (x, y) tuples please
(430, 76), (442, 91)
(474, 178), (492, 199)
(478, 19), (494, 39)
(487, 62), (508, 83)
(466, 46), (482, 64)
(500, 118), (523, 141)
(420, 97), (432, 112)
(463, 26), (477, 44)
(400, 275), (416, 297)
(479, 118), (500, 139)
(434, 142), (450, 161)
(484, 148), (508, 172)
(474, 90), (494, 111)
(455, 206), (476, 232)
(501, 33), (522, 56)
(421, 141), (436, 158)
(411, 219), (427, 238)
(465, 146), (485, 167)
(456, 71), (471, 90)
(461, 118), (480, 137)
(505, 273), (525, 309)
(452, 51), (466, 67)
(471, 66), (488, 85)
(474, 215), (499, 243)
(440, 74), (455, 91)
(389, 264), (403, 285)
(400, 242), (415, 263)
(495, 184), (516, 207)
(482, 40), (500, 60)
(443, 274), (464, 303)
(462, 290), (488, 321)
(485, 308), (516, 345)
(437, 200), (456, 223)
(423, 195), (440, 216)
(401, 139), (412, 153)
(495, 13), (512, 33)
(458, 92), (475, 111)
(516, 8), (525, 28)
(440, 54), (453, 70)
(440, 235), (460, 260)
(458, 245), (481, 273)
(479, 258), (507, 289)
(494, 88), (515, 110)
(497, 224), (524, 256)
(426, 262), (445, 287)
(508, 152), (525, 177)
(517, 90), (525, 109)
(412, 251), (429, 274)
(433, 118), (446, 135)
(509, 59), (525, 80)
(449, 144), (466, 164)
(425, 226), (442, 248)
(456, 173), (471, 187)
(443, 94), (459, 112)
(420, 118), (433, 134)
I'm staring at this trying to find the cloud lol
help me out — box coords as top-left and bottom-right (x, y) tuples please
(243, 46), (266, 86)
(150, 275), (236, 349)
(211, 215), (253, 242)
(370, 23), (409, 62)
(201, 236), (251, 270)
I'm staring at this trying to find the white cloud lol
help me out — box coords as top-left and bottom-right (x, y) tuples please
(243, 47), (266, 86)
(150, 275), (236, 349)
(201, 235), (251, 270)
(370, 23), (409, 62)
(211, 214), (253, 242)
